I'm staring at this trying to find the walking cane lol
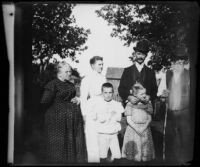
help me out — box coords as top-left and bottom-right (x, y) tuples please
(163, 97), (168, 161)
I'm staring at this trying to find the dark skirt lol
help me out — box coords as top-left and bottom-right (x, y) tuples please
(43, 102), (87, 164)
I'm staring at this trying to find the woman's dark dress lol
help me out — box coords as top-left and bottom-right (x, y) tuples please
(41, 78), (87, 164)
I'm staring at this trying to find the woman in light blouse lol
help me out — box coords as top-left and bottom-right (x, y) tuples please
(80, 56), (106, 163)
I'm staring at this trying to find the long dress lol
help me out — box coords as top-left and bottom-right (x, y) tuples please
(80, 70), (106, 163)
(41, 78), (87, 164)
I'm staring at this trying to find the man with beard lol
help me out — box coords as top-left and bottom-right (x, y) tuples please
(162, 46), (192, 164)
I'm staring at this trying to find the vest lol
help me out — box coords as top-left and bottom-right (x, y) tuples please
(132, 65), (146, 88)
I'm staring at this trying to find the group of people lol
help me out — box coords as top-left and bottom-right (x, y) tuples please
(40, 39), (192, 164)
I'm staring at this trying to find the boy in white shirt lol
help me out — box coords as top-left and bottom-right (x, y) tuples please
(86, 83), (124, 163)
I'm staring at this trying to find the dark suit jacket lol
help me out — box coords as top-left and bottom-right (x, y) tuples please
(118, 64), (158, 106)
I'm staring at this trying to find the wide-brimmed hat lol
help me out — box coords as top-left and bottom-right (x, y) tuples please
(133, 39), (150, 55)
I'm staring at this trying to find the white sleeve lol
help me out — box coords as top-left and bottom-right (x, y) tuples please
(157, 72), (167, 97)
(80, 77), (90, 117)
(86, 98), (97, 119)
(97, 112), (108, 123)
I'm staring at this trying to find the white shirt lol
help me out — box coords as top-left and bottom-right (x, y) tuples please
(80, 70), (106, 116)
(135, 62), (145, 73)
(156, 70), (167, 96)
(86, 96), (124, 134)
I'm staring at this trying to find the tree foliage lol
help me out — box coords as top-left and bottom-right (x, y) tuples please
(32, 2), (90, 70)
(96, 2), (195, 71)
(32, 60), (80, 88)
(32, 2), (90, 87)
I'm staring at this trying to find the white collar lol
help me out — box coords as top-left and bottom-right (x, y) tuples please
(135, 62), (145, 72)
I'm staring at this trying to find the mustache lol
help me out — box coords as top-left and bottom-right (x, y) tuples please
(136, 58), (144, 61)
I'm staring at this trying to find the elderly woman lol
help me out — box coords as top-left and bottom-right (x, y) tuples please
(40, 61), (87, 164)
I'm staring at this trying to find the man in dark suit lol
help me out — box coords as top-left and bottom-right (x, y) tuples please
(118, 39), (158, 109)
(117, 39), (158, 160)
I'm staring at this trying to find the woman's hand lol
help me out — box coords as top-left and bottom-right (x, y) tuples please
(71, 97), (80, 105)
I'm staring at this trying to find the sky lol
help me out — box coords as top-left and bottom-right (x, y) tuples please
(54, 4), (133, 77)
(53, 4), (152, 77)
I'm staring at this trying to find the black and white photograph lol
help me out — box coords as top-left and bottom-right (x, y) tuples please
(2, 1), (199, 166)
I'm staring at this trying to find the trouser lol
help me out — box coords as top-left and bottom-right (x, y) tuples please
(165, 109), (193, 163)
(98, 133), (121, 160)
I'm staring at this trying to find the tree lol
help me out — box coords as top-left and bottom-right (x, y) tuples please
(96, 2), (196, 71)
(32, 2), (90, 69)
(32, 2), (90, 86)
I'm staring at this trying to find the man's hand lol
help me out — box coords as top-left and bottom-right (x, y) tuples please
(127, 95), (139, 105)
(71, 97), (80, 105)
(161, 89), (169, 98)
